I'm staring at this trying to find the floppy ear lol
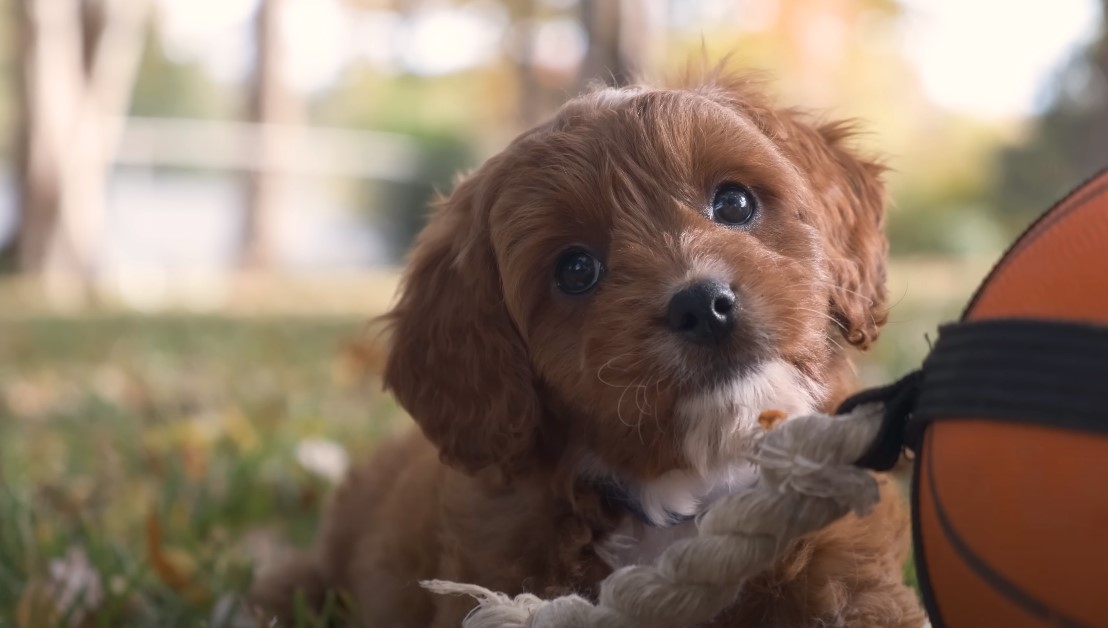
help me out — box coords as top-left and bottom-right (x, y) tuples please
(785, 118), (889, 350)
(382, 166), (542, 477)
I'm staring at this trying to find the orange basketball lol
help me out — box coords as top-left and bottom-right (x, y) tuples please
(911, 170), (1108, 627)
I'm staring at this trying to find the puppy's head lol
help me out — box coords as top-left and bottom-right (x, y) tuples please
(383, 74), (887, 489)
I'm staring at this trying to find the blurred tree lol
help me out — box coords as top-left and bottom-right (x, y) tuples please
(312, 0), (495, 262)
(10, 0), (149, 298)
(0, 0), (14, 270)
(991, 0), (1108, 231)
(242, 0), (301, 271)
(0, 0), (15, 164)
(509, 0), (542, 127)
(577, 0), (636, 88)
(377, 129), (473, 261)
(129, 21), (235, 120)
(313, 70), (476, 261)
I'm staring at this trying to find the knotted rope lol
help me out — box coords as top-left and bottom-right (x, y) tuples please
(422, 403), (888, 628)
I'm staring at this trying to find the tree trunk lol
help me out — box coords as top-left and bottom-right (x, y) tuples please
(13, 0), (83, 275)
(513, 0), (541, 128)
(12, 0), (149, 304)
(577, 0), (635, 89)
(242, 0), (297, 271)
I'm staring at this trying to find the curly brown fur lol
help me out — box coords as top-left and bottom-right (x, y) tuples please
(251, 69), (923, 628)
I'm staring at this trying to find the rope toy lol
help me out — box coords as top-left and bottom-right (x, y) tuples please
(422, 402), (887, 628)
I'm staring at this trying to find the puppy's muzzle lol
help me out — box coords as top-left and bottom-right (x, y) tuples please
(667, 279), (737, 345)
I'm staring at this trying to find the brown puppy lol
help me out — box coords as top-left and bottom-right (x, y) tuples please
(252, 71), (925, 627)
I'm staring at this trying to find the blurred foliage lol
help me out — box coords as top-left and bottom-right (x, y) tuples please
(991, 10), (1108, 234)
(374, 130), (474, 260)
(314, 68), (519, 141)
(886, 118), (1010, 256)
(6, 0), (1101, 261)
(129, 21), (238, 120)
(313, 70), (484, 259)
(0, 315), (405, 624)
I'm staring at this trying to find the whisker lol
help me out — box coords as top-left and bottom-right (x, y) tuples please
(596, 353), (650, 388)
(614, 377), (640, 430)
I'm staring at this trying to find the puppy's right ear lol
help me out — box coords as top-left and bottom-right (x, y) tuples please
(382, 165), (541, 478)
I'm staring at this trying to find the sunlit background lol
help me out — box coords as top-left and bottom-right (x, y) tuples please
(1, 0), (1105, 623)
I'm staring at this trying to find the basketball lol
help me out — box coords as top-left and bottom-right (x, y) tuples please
(912, 170), (1108, 627)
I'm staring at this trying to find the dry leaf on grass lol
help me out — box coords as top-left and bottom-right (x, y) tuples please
(145, 510), (210, 605)
(17, 546), (103, 627)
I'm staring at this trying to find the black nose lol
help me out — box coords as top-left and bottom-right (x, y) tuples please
(666, 279), (737, 345)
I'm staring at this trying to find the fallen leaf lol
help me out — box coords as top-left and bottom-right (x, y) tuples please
(145, 510), (209, 604)
(17, 546), (103, 627)
(333, 335), (388, 385)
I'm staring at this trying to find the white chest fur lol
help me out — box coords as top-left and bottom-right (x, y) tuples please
(595, 462), (760, 569)
(591, 358), (822, 568)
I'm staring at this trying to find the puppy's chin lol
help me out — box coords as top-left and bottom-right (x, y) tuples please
(677, 357), (825, 477)
(591, 357), (826, 529)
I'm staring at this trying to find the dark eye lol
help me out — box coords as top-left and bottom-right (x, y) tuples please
(711, 183), (758, 226)
(555, 248), (602, 295)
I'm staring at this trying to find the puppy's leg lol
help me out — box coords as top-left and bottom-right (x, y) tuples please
(251, 432), (442, 625)
(249, 552), (331, 623)
(330, 433), (444, 626)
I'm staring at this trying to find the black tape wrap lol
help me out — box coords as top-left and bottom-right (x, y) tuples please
(839, 318), (1108, 472)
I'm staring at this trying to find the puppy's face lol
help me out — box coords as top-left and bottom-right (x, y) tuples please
(384, 78), (887, 500)
(495, 88), (838, 475)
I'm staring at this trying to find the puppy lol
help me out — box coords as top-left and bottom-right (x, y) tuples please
(252, 71), (925, 627)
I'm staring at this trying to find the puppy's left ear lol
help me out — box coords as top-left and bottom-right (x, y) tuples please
(789, 120), (889, 350)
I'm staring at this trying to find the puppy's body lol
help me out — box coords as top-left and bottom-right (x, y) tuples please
(253, 74), (926, 627)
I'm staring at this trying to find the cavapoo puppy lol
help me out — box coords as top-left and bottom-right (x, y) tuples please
(252, 70), (926, 627)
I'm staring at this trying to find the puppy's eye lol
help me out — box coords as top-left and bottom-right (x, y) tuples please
(711, 183), (758, 226)
(555, 248), (602, 295)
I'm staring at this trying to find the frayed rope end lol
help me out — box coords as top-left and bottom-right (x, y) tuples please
(422, 580), (504, 600)
(422, 580), (549, 628)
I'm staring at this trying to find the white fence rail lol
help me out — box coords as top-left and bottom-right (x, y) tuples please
(112, 117), (423, 181)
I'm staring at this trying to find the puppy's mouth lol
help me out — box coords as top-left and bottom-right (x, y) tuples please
(585, 357), (822, 532)
(674, 323), (772, 390)
(677, 357), (824, 475)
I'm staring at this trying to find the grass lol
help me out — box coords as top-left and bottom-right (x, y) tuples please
(0, 315), (404, 626)
(0, 258), (987, 625)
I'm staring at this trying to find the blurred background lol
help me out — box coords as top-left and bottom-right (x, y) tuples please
(1, 0), (1106, 624)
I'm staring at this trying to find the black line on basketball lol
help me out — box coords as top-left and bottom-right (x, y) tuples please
(925, 443), (1090, 628)
(911, 430), (947, 628)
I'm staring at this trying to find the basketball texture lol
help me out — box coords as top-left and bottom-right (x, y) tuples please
(914, 169), (1108, 627)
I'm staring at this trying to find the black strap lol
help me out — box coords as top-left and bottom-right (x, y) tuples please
(841, 318), (1108, 471)
(837, 370), (923, 471)
(910, 318), (1108, 438)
